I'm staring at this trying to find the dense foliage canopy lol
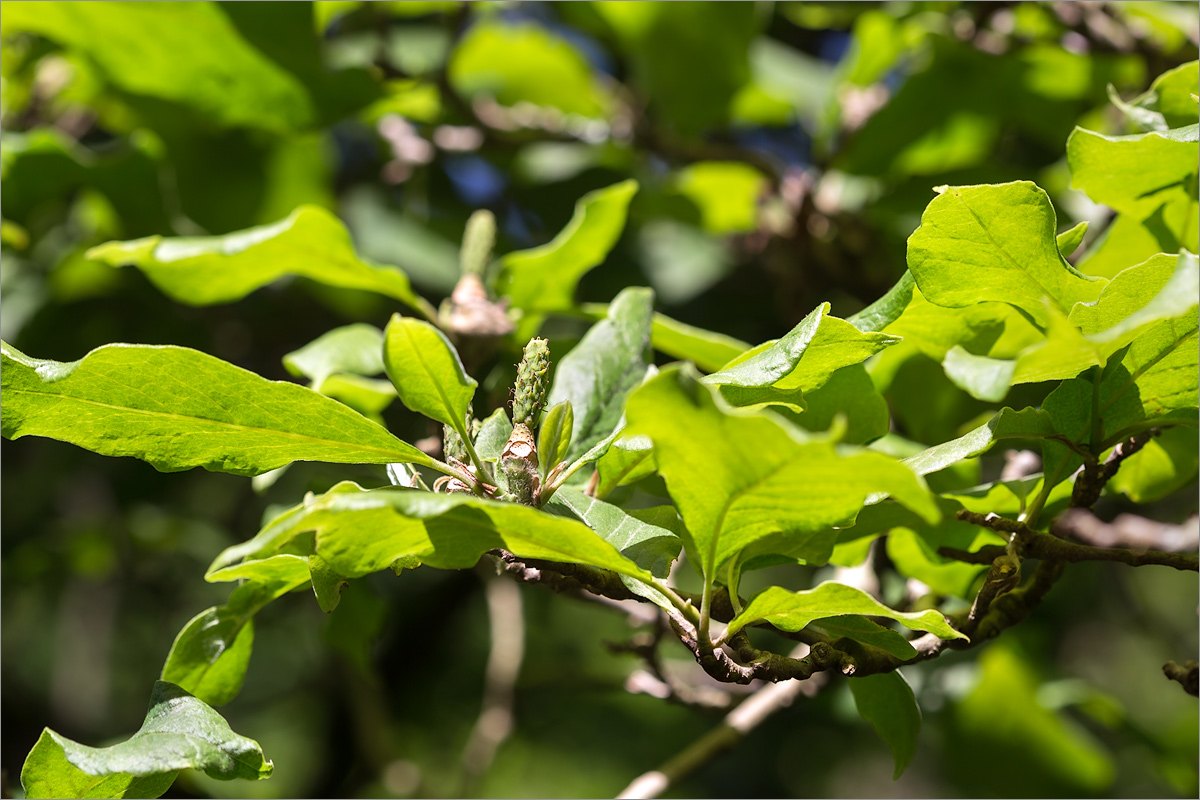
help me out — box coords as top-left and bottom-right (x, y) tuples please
(2, 2), (1198, 799)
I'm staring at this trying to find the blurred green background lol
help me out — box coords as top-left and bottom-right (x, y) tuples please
(2, 2), (1197, 797)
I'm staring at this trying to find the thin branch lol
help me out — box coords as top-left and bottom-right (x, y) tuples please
(1055, 510), (1200, 553)
(459, 572), (525, 793)
(1071, 430), (1153, 508)
(616, 645), (825, 800)
(1163, 660), (1199, 697)
(947, 510), (1199, 571)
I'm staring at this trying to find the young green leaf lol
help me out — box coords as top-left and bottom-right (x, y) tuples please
(547, 287), (654, 460)
(283, 323), (385, 385)
(87, 206), (430, 315)
(308, 553), (350, 614)
(382, 314), (477, 437)
(1056, 221), (1089, 257)
(549, 486), (682, 578)
(849, 671), (922, 779)
(594, 433), (656, 499)
(538, 400), (574, 475)
(704, 303), (899, 411)
(474, 408), (514, 462)
(1, 342), (432, 476)
(624, 366), (939, 582)
(20, 681), (272, 800)
(907, 181), (1107, 326)
(847, 271), (916, 333)
(725, 582), (965, 640)
(780, 363), (889, 443)
(497, 180), (638, 336)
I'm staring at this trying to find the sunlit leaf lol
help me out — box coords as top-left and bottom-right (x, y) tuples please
(87, 206), (429, 315)
(625, 366), (939, 582)
(704, 303), (899, 412)
(1, 342), (431, 476)
(382, 314), (476, 437)
(547, 287), (653, 460)
(550, 486), (681, 578)
(726, 582), (965, 640)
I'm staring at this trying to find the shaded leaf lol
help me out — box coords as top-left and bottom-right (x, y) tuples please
(810, 616), (918, 662)
(780, 363), (889, 444)
(849, 671), (922, 779)
(547, 287), (654, 460)
(594, 434), (656, 500)
(87, 206), (428, 314)
(0, 2), (312, 132)
(550, 486), (682, 578)
(646, 311), (751, 372)
(308, 553), (349, 614)
(474, 409), (514, 463)
(847, 271), (915, 333)
(1, 342), (431, 476)
(20, 682), (272, 800)
(726, 582), (965, 640)
(1056, 221), (1089, 257)
(283, 323), (385, 385)
(382, 314), (476, 437)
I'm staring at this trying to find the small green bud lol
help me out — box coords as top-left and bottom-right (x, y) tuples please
(512, 337), (551, 427)
(500, 423), (539, 505)
(460, 209), (496, 278)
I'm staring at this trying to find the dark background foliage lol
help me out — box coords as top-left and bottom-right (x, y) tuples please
(2, 2), (1197, 797)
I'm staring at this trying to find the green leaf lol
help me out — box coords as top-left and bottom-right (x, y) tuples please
(164, 555), (312, 706)
(0, 2), (312, 132)
(847, 271), (916, 333)
(886, 526), (996, 600)
(1, 342), (432, 476)
(547, 287), (654, 460)
(1056, 221), (1089, 257)
(907, 182), (1107, 327)
(538, 401), (574, 476)
(593, 1), (758, 136)
(497, 180), (638, 328)
(1109, 425), (1200, 503)
(1124, 60), (1198, 131)
(953, 645), (1114, 793)
(673, 161), (767, 234)
(549, 486), (682, 578)
(780, 363), (889, 444)
(474, 409), (514, 463)
(704, 303), (899, 412)
(594, 434), (656, 500)
(382, 314), (476, 437)
(849, 671), (922, 779)
(810, 616), (918, 662)
(315, 374), (396, 421)
(624, 366), (939, 582)
(283, 323), (385, 385)
(87, 206), (429, 315)
(726, 582), (965, 640)
(448, 20), (612, 118)
(644, 312), (751, 372)
(210, 484), (654, 583)
(897, 408), (1056, 478)
(20, 681), (272, 800)
(1068, 124), (1199, 266)
(308, 553), (349, 614)
(22, 729), (179, 800)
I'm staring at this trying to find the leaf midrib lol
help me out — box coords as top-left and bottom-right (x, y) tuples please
(8, 387), (412, 458)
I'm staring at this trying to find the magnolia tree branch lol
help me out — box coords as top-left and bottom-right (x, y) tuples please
(1071, 430), (1154, 508)
(943, 510), (1199, 571)
(1163, 660), (1199, 697)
